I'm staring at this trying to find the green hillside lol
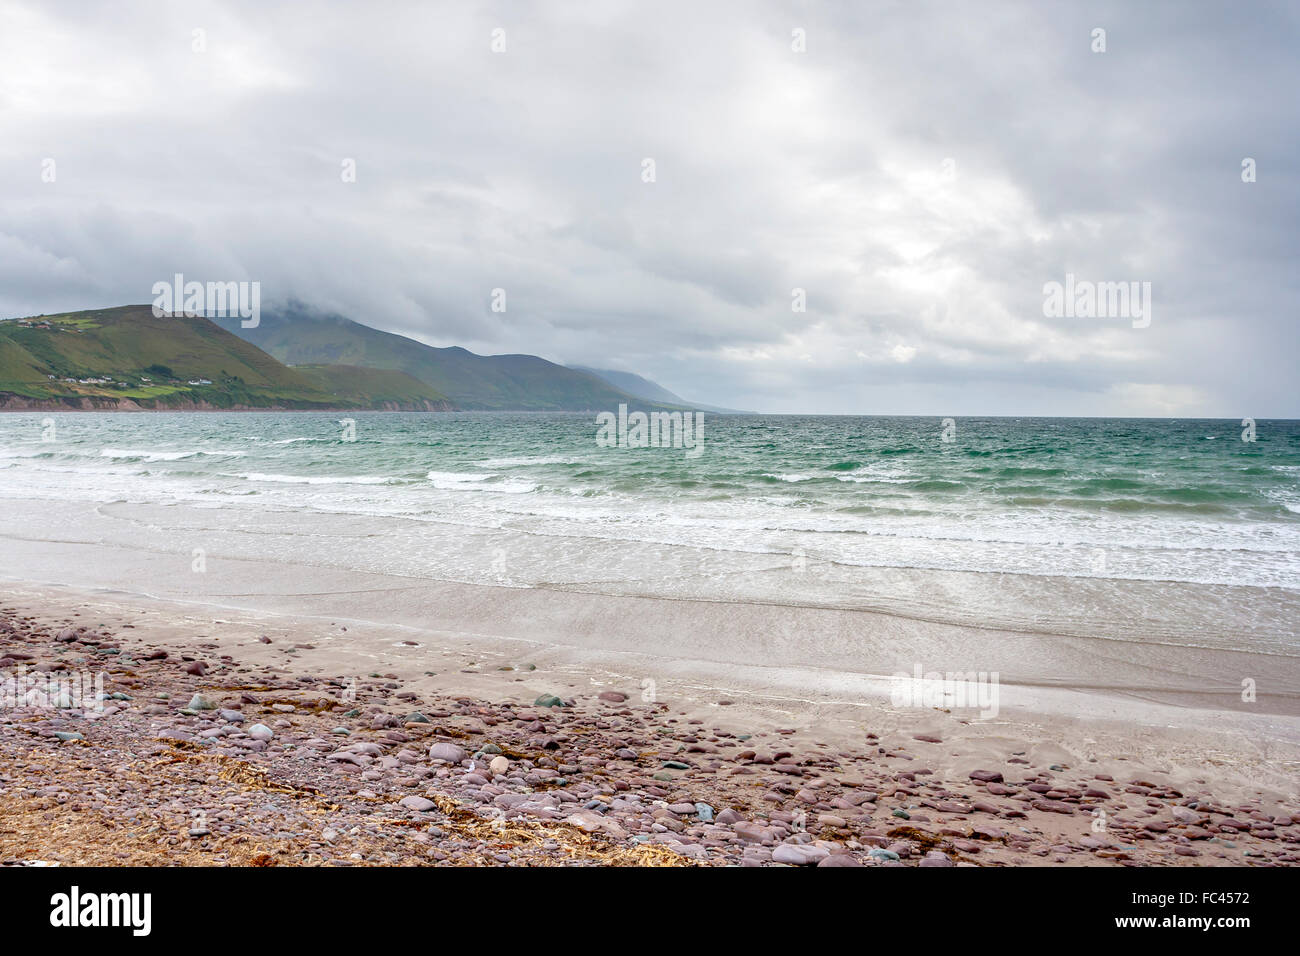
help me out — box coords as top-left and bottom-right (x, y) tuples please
(0, 306), (349, 408)
(214, 306), (678, 412)
(1, 304), (694, 412)
(295, 364), (451, 410)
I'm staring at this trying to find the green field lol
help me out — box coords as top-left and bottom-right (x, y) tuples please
(4, 303), (683, 412)
(0, 306), (356, 408)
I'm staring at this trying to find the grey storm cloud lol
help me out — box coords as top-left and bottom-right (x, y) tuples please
(0, 0), (1295, 415)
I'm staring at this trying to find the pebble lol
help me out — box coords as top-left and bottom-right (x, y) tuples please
(818, 853), (863, 867)
(918, 851), (955, 867)
(428, 743), (467, 764)
(772, 843), (830, 866)
(3, 605), (1294, 871)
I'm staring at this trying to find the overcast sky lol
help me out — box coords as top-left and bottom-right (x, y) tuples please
(1, 1), (1296, 415)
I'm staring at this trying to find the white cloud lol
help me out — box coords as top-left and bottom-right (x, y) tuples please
(0, 0), (1294, 415)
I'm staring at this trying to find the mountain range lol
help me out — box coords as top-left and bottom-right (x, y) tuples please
(0, 304), (712, 412)
(211, 304), (680, 411)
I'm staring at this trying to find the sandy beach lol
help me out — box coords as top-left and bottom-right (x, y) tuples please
(2, 415), (1298, 867)
(2, 580), (1297, 867)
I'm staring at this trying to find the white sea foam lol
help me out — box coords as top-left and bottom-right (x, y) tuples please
(427, 470), (537, 494)
(427, 470), (495, 489)
(0, 414), (1295, 591)
(236, 472), (395, 485)
(101, 448), (244, 461)
(476, 456), (577, 468)
(835, 463), (913, 484)
(490, 481), (540, 494)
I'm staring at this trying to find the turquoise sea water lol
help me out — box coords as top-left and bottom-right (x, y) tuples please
(1, 412), (1298, 591)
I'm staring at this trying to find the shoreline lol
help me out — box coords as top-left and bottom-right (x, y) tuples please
(2, 511), (1296, 723)
(2, 584), (1297, 866)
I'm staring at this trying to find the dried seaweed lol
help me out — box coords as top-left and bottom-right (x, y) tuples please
(151, 747), (337, 809)
(412, 794), (700, 867)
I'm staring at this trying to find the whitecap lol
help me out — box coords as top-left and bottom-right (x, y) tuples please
(235, 472), (395, 485)
(101, 448), (244, 461)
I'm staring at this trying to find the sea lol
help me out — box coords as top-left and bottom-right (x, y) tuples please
(0, 412), (1297, 700)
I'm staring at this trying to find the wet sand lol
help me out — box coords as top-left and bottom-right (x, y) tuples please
(2, 486), (1298, 866)
(1, 584), (1298, 866)
(2, 501), (1298, 723)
